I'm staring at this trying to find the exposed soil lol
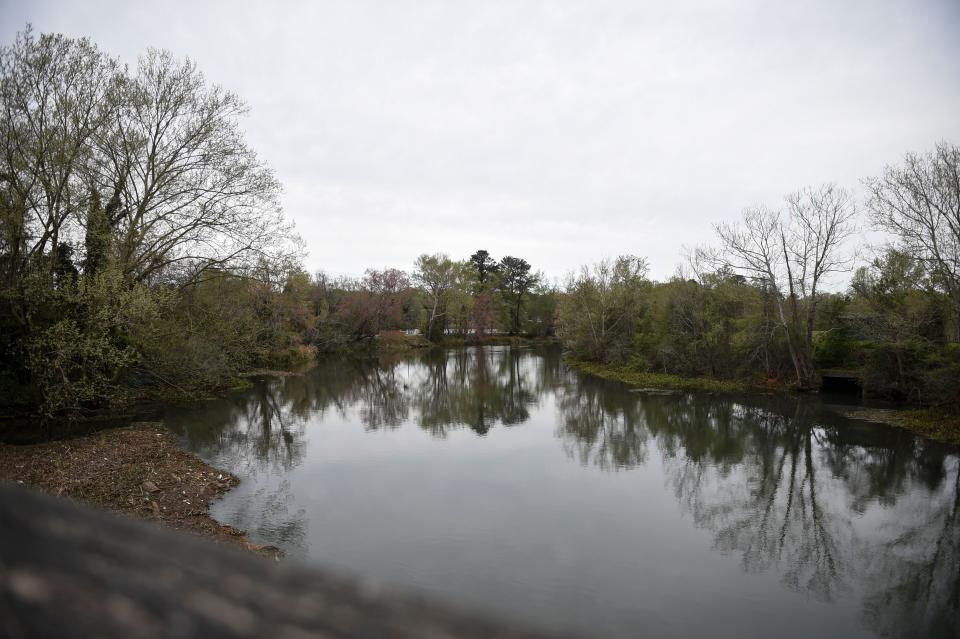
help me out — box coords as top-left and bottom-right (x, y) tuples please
(0, 422), (281, 558)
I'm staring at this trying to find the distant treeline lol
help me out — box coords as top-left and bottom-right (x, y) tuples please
(1, 27), (958, 421)
(0, 27), (559, 419)
(558, 145), (960, 407)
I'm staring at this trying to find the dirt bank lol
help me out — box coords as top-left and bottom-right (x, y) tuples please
(0, 423), (280, 558)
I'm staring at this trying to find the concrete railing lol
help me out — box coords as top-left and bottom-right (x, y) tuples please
(0, 483), (562, 639)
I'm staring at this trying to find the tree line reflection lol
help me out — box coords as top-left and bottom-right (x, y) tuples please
(555, 372), (959, 638)
(163, 346), (553, 558)
(165, 346), (958, 637)
(164, 346), (558, 470)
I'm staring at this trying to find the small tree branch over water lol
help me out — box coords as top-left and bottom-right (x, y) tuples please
(713, 184), (858, 389)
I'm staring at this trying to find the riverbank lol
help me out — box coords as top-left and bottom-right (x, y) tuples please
(565, 358), (761, 393)
(567, 358), (960, 446)
(325, 332), (559, 355)
(0, 423), (281, 558)
(842, 407), (960, 446)
(436, 335), (560, 348)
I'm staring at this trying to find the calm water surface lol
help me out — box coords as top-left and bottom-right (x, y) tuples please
(165, 346), (960, 638)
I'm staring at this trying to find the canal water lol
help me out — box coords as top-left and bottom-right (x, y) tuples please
(165, 346), (959, 638)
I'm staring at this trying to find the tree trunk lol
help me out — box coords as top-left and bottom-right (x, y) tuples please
(782, 323), (818, 390)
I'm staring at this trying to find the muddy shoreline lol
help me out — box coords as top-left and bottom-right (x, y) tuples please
(0, 422), (280, 558)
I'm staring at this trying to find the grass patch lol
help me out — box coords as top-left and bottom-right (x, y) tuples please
(375, 332), (434, 351)
(843, 407), (960, 446)
(435, 335), (560, 348)
(565, 358), (756, 393)
(899, 409), (960, 446)
(568, 358), (960, 446)
(225, 377), (255, 390)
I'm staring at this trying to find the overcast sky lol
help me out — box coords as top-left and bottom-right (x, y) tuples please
(2, 0), (959, 281)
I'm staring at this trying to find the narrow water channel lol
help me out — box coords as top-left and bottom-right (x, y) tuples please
(165, 346), (959, 638)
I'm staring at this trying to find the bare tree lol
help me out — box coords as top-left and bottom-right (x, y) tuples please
(0, 27), (119, 284)
(865, 142), (960, 339)
(1, 29), (297, 290)
(98, 49), (292, 286)
(714, 184), (857, 389)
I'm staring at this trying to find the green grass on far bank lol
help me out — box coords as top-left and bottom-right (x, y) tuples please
(899, 409), (960, 446)
(565, 358), (758, 393)
(568, 358), (960, 446)
(436, 335), (560, 348)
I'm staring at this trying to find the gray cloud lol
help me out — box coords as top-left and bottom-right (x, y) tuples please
(2, 0), (958, 280)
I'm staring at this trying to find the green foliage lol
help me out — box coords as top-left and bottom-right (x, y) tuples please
(555, 144), (960, 410)
(814, 328), (858, 369)
(559, 256), (650, 363)
(468, 250), (498, 290)
(645, 275), (761, 379)
(898, 409), (960, 446)
(2, 30), (957, 427)
(920, 357), (960, 407)
(565, 358), (755, 393)
(526, 284), (559, 337)
(496, 256), (539, 335)
(861, 343), (924, 401)
(412, 253), (464, 341)
(22, 270), (164, 416)
(0, 28), (309, 422)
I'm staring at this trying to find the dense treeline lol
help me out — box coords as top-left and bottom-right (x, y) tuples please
(2, 27), (958, 422)
(558, 145), (960, 408)
(312, 250), (558, 349)
(0, 28), (559, 419)
(0, 28), (308, 417)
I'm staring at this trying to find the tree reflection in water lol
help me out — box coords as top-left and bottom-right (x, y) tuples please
(554, 376), (960, 637)
(413, 347), (539, 436)
(166, 377), (308, 476)
(164, 378), (310, 551)
(166, 346), (958, 637)
(166, 346), (553, 464)
(555, 373), (649, 470)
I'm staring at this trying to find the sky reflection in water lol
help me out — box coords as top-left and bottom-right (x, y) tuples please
(165, 346), (960, 639)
